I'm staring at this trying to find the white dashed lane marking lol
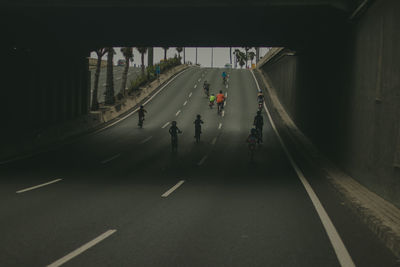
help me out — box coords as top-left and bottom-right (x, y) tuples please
(161, 122), (170, 128)
(16, 178), (63, 194)
(176, 110), (181, 116)
(47, 230), (117, 267)
(101, 154), (121, 164)
(198, 78), (201, 82)
(222, 111), (225, 117)
(211, 137), (217, 145)
(183, 101), (187, 106)
(197, 156), (208, 166)
(194, 84), (197, 88)
(139, 136), (152, 144)
(218, 123), (222, 129)
(162, 180), (185, 197)
(189, 92), (192, 98)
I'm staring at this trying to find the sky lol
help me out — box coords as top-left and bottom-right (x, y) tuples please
(90, 47), (270, 68)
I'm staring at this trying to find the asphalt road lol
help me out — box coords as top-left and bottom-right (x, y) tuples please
(0, 67), (398, 267)
(90, 66), (141, 103)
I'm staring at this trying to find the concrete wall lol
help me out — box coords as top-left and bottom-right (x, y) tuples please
(260, 0), (400, 207)
(1, 46), (90, 141)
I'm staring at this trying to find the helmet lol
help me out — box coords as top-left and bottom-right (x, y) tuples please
(197, 114), (201, 118)
(140, 105), (144, 109)
(172, 121), (177, 126)
(219, 90), (222, 93)
(257, 110), (261, 115)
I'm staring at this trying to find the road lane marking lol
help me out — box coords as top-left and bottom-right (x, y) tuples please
(102, 83), (106, 86)
(225, 92), (228, 97)
(224, 101), (227, 107)
(226, 84), (228, 89)
(197, 155), (208, 166)
(222, 110), (225, 117)
(139, 136), (152, 144)
(189, 92), (192, 98)
(116, 77), (121, 80)
(16, 179), (62, 194)
(194, 84), (197, 88)
(211, 137), (217, 145)
(250, 70), (355, 267)
(198, 78), (201, 82)
(161, 122), (170, 128)
(218, 123), (222, 129)
(101, 154), (121, 164)
(183, 101), (187, 106)
(176, 110), (181, 116)
(161, 180), (185, 197)
(90, 68), (191, 135)
(47, 229), (117, 267)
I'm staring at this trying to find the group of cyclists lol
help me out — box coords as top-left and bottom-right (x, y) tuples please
(137, 71), (266, 158)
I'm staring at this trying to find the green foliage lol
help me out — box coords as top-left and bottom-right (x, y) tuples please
(128, 57), (181, 94)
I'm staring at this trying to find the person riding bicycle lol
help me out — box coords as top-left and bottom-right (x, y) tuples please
(257, 92), (264, 104)
(203, 80), (210, 96)
(209, 93), (216, 107)
(169, 121), (182, 150)
(247, 128), (258, 147)
(253, 110), (264, 143)
(138, 105), (147, 127)
(194, 114), (204, 141)
(216, 90), (225, 113)
(222, 71), (227, 83)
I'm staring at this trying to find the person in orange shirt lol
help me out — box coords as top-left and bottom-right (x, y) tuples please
(216, 90), (225, 114)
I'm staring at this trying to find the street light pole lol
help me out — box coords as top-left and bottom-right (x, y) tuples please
(211, 47), (213, 68)
(195, 47), (198, 65)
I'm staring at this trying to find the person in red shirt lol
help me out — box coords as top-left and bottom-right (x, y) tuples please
(216, 90), (225, 114)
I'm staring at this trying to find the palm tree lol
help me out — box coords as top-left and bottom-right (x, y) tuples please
(91, 48), (107, 110)
(136, 47), (147, 76)
(243, 47), (252, 68)
(162, 47), (169, 61)
(248, 51), (255, 67)
(120, 47), (133, 97)
(176, 47), (183, 62)
(105, 47), (115, 105)
(233, 49), (241, 68)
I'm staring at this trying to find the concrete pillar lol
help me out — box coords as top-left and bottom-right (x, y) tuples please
(147, 47), (154, 67)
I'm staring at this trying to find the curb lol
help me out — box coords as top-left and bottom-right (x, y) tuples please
(253, 69), (400, 259)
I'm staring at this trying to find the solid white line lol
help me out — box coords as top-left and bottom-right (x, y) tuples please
(47, 229), (117, 267)
(139, 136), (152, 144)
(197, 155), (208, 166)
(16, 179), (62, 194)
(91, 68), (191, 135)
(189, 92), (192, 98)
(175, 110), (181, 116)
(101, 154), (121, 164)
(161, 122), (170, 129)
(161, 180), (185, 197)
(211, 137), (217, 145)
(250, 70), (355, 267)
(194, 84), (197, 89)
(222, 110), (225, 117)
(218, 123), (222, 129)
(183, 101), (187, 106)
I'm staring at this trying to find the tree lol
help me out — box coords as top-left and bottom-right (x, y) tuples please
(91, 48), (107, 110)
(120, 47), (134, 97)
(136, 47), (147, 76)
(233, 49), (242, 68)
(162, 47), (169, 61)
(243, 47), (252, 68)
(105, 47), (115, 105)
(248, 51), (255, 67)
(176, 47), (183, 62)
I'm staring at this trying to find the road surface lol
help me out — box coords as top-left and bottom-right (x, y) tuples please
(0, 67), (398, 267)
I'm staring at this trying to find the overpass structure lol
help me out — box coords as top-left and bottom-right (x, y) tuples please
(1, 0), (400, 265)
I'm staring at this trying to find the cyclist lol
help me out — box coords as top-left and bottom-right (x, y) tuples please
(246, 128), (258, 161)
(257, 91), (264, 103)
(216, 90), (225, 114)
(194, 114), (204, 143)
(138, 105), (147, 128)
(209, 93), (216, 108)
(222, 71), (227, 83)
(253, 110), (264, 143)
(169, 121), (182, 152)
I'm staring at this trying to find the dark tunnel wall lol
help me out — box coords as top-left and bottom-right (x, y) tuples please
(260, 0), (400, 207)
